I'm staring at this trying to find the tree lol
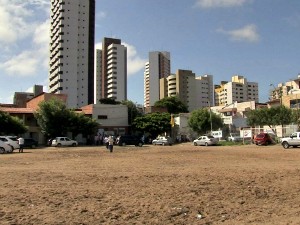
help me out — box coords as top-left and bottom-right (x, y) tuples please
(247, 106), (293, 133)
(68, 113), (99, 138)
(154, 96), (189, 114)
(121, 100), (143, 125)
(132, 112), (172, 138)
(34, 98), (74, 137)
(0, 110), (27, 135)
(188, 108), (223, 135)
(35, 98), (99, 139)
(99, 98), (120, 105)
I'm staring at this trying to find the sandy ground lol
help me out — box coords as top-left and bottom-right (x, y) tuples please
(1, 143), (300, 225)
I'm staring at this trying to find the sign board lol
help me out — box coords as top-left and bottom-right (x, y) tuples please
(211, 130), (222, 138)
(240, 129), (252, 138)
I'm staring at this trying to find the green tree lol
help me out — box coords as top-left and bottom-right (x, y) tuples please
(68, 113), (99, 138)
(132, 112), (172, 138)
(188, 108), (223, 135)
(121, 100), (142, 125)
(0, 110), (27, 135)
(34, 98), (73, 137)
(247, 106), (293, 132)
(154, 96), (189, 114)
(99, 98), (120, 105)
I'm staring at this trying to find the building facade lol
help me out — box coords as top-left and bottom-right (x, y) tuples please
(49, 0), (95, 108)
(144, 51), (170, 107)
(160, 70), (214, 112)
(214, 75), (259, 106)
(96, 37), (127, 102)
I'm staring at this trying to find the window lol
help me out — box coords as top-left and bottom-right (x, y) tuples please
(98, 115), (108, 119)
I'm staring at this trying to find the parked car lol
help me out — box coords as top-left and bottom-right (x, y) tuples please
(193, 135), (218, 146)
(152, 136), (173, 146)
(0, 136), (20, 151)
(254, 133), (274, 145)
(23, 138), (38, 148)
(227, 133), (242, 142)
(0, 140), (13, 153)
(116, 135), (143, 147)
(51, 137), (78, 147)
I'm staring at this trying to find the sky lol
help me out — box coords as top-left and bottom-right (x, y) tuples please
(0, 0), (300, 105)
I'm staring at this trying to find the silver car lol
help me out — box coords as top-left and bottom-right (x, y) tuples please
(52, 137), (78, 147)
(193, 135), (218, 146)
(152, 136), (173, 146)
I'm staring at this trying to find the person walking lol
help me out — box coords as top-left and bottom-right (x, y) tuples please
(18, 136), (25, 153)
(108, 136), (114, 153)
(104, 136), (109, 149)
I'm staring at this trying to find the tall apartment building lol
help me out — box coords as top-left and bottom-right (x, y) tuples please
(214, 75), (258, 106)
(96, 37), (127, 102)
(144, 51), (170, 107)
(49, 0), (95, 108)
(94, 49), (102, 103)
(160, 70), (214, 111)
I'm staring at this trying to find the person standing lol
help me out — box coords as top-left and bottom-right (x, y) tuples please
(18, 137), (25, 153)
(108, 136), (114, 153)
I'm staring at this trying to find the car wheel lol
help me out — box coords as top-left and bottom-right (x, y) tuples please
(193, 142), (198, 146)
(122, 142), (126, 146)
(282, 142), (290, 149)
(72, 143), (76, 147)
(0, 147), (5, 154)
(205, 142), (208, 146)
(31, 144), (36, 149)
(57, 143), (62, 147)
(162, 143), (165, 146)
(138, 142), (143, 147)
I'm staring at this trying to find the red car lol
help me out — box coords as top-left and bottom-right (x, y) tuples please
(254, 133), (274, 145)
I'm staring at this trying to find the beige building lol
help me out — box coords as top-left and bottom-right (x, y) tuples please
(214, 75), (258, 106)
(160, 70), (214, 111)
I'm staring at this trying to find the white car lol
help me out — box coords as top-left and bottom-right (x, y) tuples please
(52, 137), (78, 147)
(0, 140), (13, 153)
(0, 136), (20, 151)
(193, 135), (218, 146)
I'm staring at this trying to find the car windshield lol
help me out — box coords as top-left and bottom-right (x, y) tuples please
(207, 136), (214, 138)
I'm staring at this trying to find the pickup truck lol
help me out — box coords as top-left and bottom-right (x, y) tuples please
(281, 132), (300, 149)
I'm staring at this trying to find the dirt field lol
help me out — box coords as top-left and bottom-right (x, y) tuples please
(1, 143), (300, 225)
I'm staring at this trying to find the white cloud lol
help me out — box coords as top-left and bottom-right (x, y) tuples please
(0, 0), (50, 76)
(95, 42), (147, 76)
(195, 0), (247, 8)
(217, 24), (260, 42)
(0, 51), (39, 76)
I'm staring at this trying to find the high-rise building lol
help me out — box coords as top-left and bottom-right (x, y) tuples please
(160, 70), (214, 111)
(49, 0), (95, 108)
(214, 75), (259, 106)
(144, 51), (170, 107)
(94, 49), (102, 104)
(98, 37), (127, 102)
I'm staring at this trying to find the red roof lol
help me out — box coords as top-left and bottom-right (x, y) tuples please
(0, 107), (35, 114)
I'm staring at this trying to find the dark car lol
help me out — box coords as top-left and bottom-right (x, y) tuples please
(117, 135), (143, 147)
(23, 138), (38, 148)
(254, 133), (274, 145)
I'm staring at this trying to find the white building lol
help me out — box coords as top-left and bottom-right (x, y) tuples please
(214, 75), (259, 106)
(49, 0), (95, 108)
(144, 51), (170, 107)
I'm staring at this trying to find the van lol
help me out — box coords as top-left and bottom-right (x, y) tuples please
(117, 135), (143, 147)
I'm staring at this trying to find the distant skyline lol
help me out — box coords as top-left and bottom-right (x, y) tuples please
(1, 0), (300, 105)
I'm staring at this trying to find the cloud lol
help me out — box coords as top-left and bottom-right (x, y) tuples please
(95, 42), (147, 76)
(0, 51), (39, 76)
(0, 0), (50, 76)
(123, 43), (147, 76)
(195, 0), (247, 8)
(217, 24), (260, 42)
